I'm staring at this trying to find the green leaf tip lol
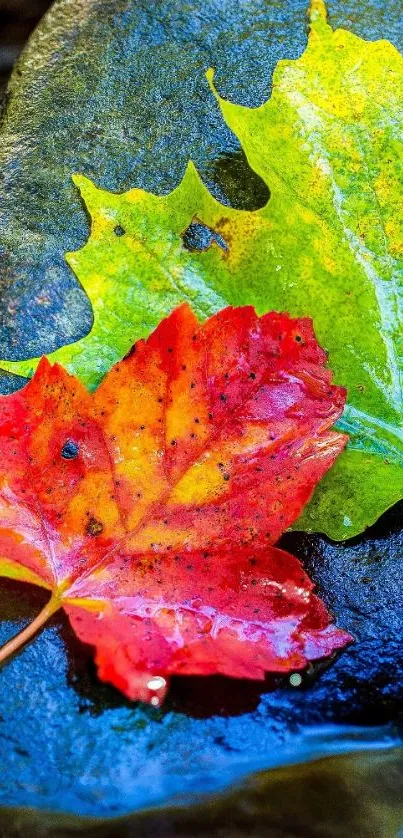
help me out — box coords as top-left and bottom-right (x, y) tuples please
(71, 172), (107, 214)
(308, 0), (328, 26)
(72, 173), (95, 192)
(206, 68), (222, 108)
(205, 67), (215, 89)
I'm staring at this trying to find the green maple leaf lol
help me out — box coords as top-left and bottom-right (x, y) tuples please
(210, 0), (403, 539)
(2, 0), (403, 540)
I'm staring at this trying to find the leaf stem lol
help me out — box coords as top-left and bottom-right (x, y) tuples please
(0, 595), (61, 666)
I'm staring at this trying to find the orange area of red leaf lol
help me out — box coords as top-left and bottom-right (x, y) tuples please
(0, 305), (351, 703)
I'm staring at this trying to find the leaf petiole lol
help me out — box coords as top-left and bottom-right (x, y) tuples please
(0, 595), (61, 667)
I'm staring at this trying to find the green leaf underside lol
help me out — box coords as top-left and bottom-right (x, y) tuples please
(2, 0), (403, 539)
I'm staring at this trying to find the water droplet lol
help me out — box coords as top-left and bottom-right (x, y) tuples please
(147, 675), (166, 691)
(150, 696), (160, 707)
(289, 672), (302, 687)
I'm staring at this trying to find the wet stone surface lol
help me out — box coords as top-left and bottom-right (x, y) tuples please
(0, 503), (402, 817)
(0, 0), (402, 824)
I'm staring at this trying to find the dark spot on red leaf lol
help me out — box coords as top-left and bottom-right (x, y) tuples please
(86, 516), (104, 537)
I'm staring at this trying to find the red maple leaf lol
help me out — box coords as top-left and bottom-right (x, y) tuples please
(0, 305), (351, 704)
